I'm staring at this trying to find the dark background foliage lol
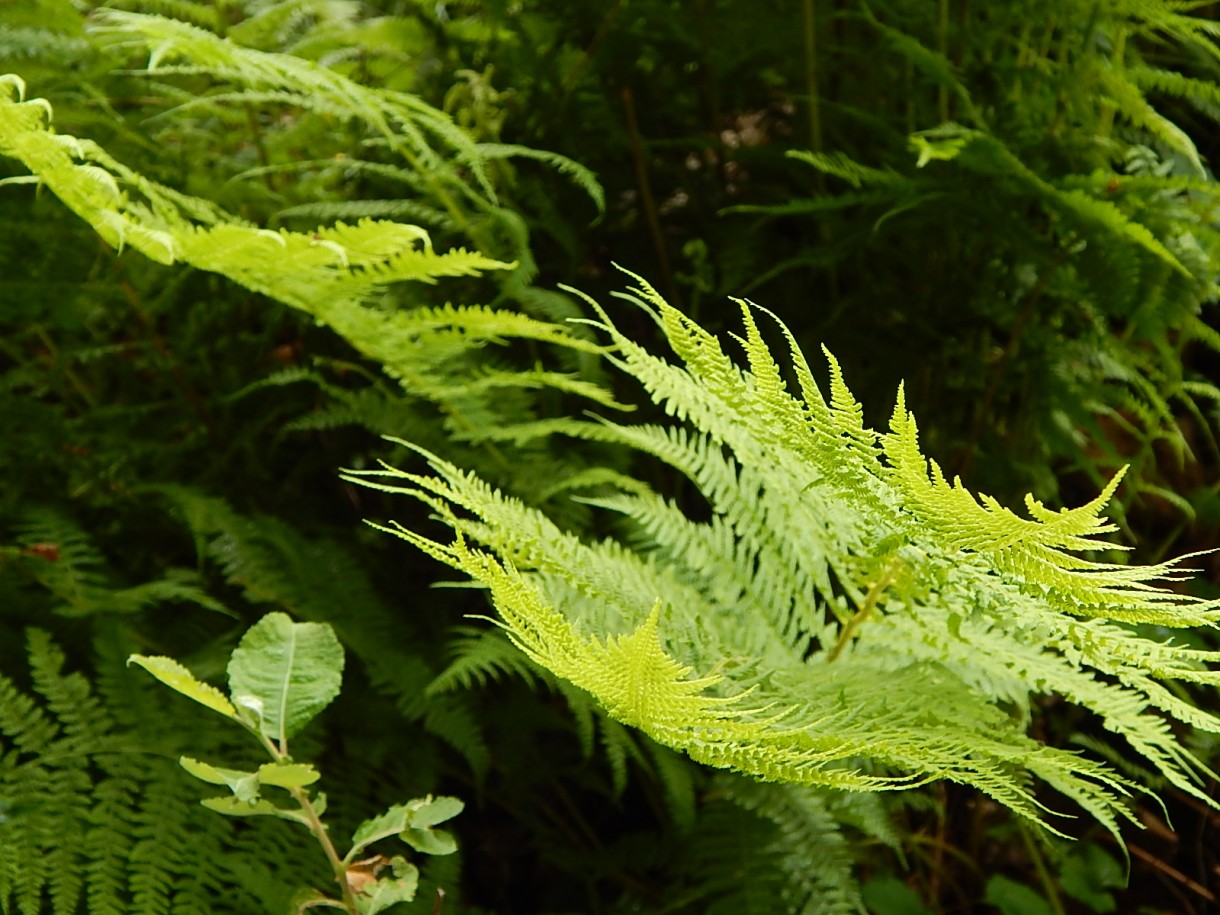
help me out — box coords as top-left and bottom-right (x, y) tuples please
(2, 0), (1219, 912)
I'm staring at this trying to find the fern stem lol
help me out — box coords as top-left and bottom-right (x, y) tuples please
(937, 0), (950, 122)
(243, 104), (274, 182)
(1095, 25), (1127, 140)
(106, 245), (221, 449)
(31, 324), (96, 409)
(827, 559), (898, 662)
(801, 0), (824, 160)
(620, 86), (679, 310)
(554, 0), (626, 104)
(799, 0), (841, 306)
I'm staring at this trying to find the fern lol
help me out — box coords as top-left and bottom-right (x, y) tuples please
(428, 625), (548, 695)
(148, 486), (481, 764)
(0, 627), (322, 914)
(90, 11), (493, 198)
(0, 76), (619, 465)
(475, 143), (605, 216)
(347, 274), (1220, 844)
(8, 507), (231, 619)
(677, 774), (895, 915)
(722, 0), (1220, 528)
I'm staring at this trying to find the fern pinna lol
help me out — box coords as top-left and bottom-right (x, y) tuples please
(347, 272), (1220, 843)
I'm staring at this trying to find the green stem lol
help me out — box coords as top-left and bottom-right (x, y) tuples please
(292, 786), (362, 914)
(801, 0), (824, 162)
(1096, 25), (1126, 140)
(31, 324), (96, 409)
(800, 0), (841, 306)
(937, 0), (950, 122)
(1018, 821), (1067, 915)
(827, 560), (899, 662)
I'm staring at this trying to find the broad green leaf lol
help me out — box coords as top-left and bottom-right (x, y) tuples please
(179, 756), (252, 786)
(200, 795), (309, 826)
(287, 888), (340, 913)
(984, 875), (1056, 915)
(861, 876), (936, 915)
(406, 795), (463, 829)
(401, 826), (457, 856)
(1059, 845), (1122, 913)
(351, 805), (411, 855)
(128, 655), (236, 719)
(350, 796), (464, 858)
(179, 757), (260, 802)
(227, 612), (344, 744)
(257, 761), (321, 788)
(353, 857), (419, 914)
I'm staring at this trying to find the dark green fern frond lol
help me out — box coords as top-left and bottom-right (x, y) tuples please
(475, 143), (605, 216)
(9, 507), (230, 619)
(428, 625), (548, 695)
(677, 773), (885, 915)
(720, 776), (868, 915)
(0, 628), (321, 914)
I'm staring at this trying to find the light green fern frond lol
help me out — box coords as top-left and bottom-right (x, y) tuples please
(347, 275), (1220, 842)
(90, 11), (493, 198)
(0, 80), (613, 434)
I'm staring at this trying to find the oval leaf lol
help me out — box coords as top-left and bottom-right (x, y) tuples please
(201, 795), (309, 826)
(402, 826), (457, 856)
(257, 761), (321, 788)
(407, 795), (463, 829)
(354, 856), (419, 915)
(351, 804), (411, 855)
(181, 759), (261, 802)
(227, 612), (344, 744)
(128, 655), (236, 719)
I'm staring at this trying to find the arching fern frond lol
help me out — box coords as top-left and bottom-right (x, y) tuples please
(89, 10), (494, 199)
(428, 625), (547, 695)
(346, 274), (1220, 843)
(0, 80), (613, 429)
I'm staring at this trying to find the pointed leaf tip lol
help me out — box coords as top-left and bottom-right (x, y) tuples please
(128, 655), (237, 719)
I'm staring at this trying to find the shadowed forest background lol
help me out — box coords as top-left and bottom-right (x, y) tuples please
(3, 1), (1220, 913)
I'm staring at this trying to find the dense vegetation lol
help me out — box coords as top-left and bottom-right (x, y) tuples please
(2, 1), (1219, 912)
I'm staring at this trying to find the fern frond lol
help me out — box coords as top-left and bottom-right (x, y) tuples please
(721, 776), (866, 914)
(476, 142), (605, 215)
(0, 83), (613, 424)
(0, 628), (320, 914)
(428, 625), (547, 694)
(1096, 66), (1205, 176)
(10, 507), (231, 619)
(786, 150), (907, 189)
(276, 198), (460, 232)
(349, 276), (1220, 842)
(90, 10), (494, 199)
